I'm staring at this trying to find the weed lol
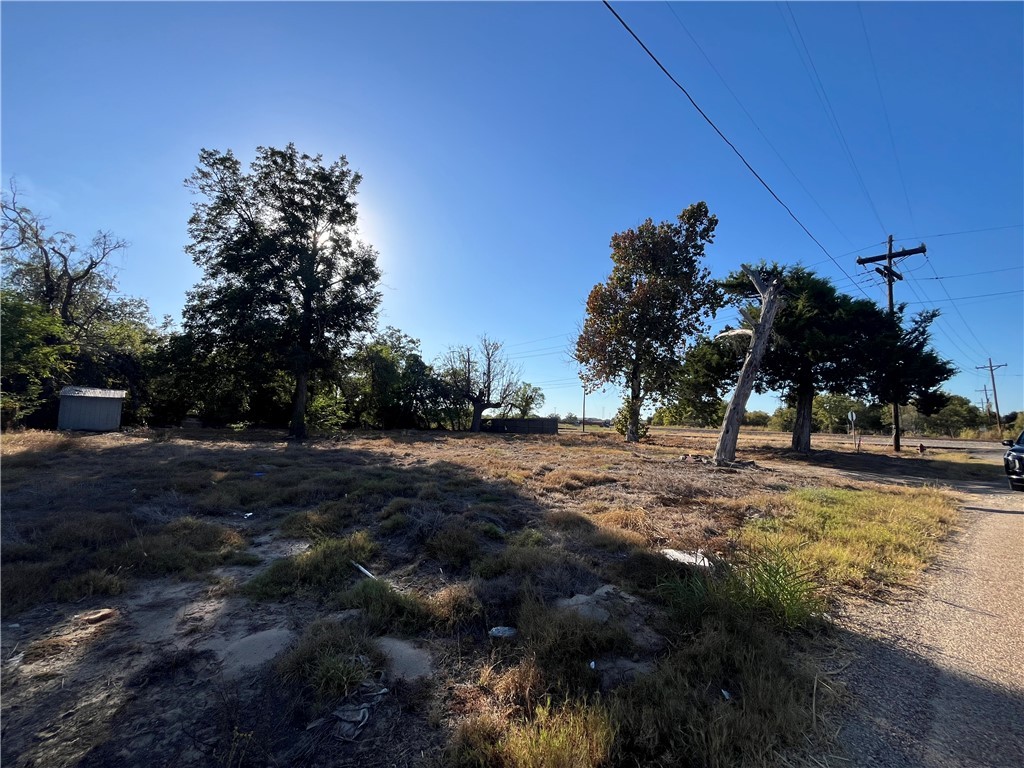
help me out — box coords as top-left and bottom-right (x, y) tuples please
(380, 512), (412, 535)
(429, 583), (484, 632)
(245, 531), (377, 600)
(609, 616), (817, 767)
(426, 522), (481, 568)
(447, 701), (615, 768)
(336, 578), (430, 633)
(541, 469), (617, 493)
(741, 486), (957, 593)
(277, 620), (381, 701)
(516, 595), (631, 696)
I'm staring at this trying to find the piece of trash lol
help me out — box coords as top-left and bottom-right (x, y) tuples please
(352, 561), (376, 580)
(332, 703), (370, 741)
(589, 660), (596, 670)
(252, 472), (267, 477)
(8, 624), (20, 629)
(79, 608), (117, 625)
(721, 689), (731, 701)
(243, 512), (254, 519)
(488, 626), (518, 640)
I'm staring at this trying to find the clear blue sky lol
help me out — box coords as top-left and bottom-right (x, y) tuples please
(3, 1), (1022, 420)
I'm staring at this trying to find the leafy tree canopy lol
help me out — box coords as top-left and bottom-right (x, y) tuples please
(575, 202), (722, 442)
(183, 144), (381, 438)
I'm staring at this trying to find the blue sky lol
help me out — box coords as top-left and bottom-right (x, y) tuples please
(3, 1), (1022, 421)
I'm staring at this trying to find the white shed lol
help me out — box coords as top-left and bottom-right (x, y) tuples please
(58, 387), (127, 431)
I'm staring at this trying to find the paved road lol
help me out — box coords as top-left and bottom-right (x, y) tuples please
(837, 483), (1024, 767)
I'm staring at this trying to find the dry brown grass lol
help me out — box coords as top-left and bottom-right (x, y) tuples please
(1, 426), (968, 767)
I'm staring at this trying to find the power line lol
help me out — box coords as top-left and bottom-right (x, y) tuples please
(662, 1), (853, 245)
(779, 1), (887, 235)
(505, 332), (573, 348)
(857, 2), (917, 234)
(921, 255), (993, 357)
(904, 289), (1022, 305)
(921, 266), (1023, 280)
(601, 1), (871, 300)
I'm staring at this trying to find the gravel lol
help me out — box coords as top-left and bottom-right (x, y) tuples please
(836, 484), (1024, 767)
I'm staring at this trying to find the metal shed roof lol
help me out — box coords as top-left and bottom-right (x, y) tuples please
(59, 386), (127, 399)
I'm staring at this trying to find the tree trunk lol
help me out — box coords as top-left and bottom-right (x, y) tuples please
(470, 401), (485, 432)
(289, 369), (309, 439)
(791, 381), (814, 453)
(714, 274), (783, 465)
(625, 379), (642, 443)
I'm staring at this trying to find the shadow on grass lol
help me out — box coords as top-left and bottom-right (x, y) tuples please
(0, 429), (615, 768)
(755, 445), (1007, 491)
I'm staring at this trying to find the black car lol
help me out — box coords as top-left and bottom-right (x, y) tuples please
(1002, 430), (1024, 492)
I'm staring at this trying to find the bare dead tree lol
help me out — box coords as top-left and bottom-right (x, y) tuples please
(2, 182), (127, 337)
(713, 265), (784, 466)
(438, 336), (521, 432)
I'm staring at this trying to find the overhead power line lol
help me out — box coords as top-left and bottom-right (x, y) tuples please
(904, 289), (1022, 305)
(662, 1), (853, 245)
(602, 1), (870, 299)
(857, 2), (917, 234)
(780, 1), (887, 236)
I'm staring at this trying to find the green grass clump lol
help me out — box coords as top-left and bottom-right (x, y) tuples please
(104, 517), (248, 577)
(245, 530), (377, 600)
(277, 619), (381, 702)
(658, 548), (824, 633)
(740, 486), (957, 593)
(336, 578), (430, 633)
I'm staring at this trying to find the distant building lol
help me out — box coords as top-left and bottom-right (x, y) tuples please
(58, 387), (126, 431)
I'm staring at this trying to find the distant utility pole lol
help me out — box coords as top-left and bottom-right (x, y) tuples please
(976, 358), (1007, 436)
(856, 235), (927, 452)
(976, 385), (993, 425)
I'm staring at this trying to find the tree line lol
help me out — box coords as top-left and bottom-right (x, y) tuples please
(2, 146), (971, 448)
(1, 146), (544, 436)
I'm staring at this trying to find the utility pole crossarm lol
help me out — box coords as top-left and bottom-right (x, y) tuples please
(856, 243), (927, 265)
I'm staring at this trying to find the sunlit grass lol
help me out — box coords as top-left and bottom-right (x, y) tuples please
(739, 486), (957, 594)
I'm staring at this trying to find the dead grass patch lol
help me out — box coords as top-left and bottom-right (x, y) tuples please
(541, 469), (618, 493)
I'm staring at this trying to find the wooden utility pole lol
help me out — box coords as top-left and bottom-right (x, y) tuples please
(976, 385), (994, 427)
(856, 235), (927, 452)
(976, 358), (1007, 436)
(713, 265), (784, 465)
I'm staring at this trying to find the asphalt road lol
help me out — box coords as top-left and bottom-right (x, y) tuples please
(837, 482), (1024, 767)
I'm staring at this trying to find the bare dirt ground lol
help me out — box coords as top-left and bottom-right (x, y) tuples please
(0, 427), (1016, 767)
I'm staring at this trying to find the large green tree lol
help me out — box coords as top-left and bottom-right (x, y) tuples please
(183, 144), (381, 438)
(575, 202), (722, 442)
(721, 264), (954, 452)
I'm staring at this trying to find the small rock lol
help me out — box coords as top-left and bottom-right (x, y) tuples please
(661, 549), (712, 568)
(488, 626), (518, 640)
(555, 595), (610, 624)
(374, 637), (433, 682)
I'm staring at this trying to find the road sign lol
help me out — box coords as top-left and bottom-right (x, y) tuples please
(848, 411), (856, 423)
